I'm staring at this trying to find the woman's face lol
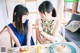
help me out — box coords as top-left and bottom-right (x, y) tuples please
(39, 12), (52, 20)
(39, 12), (46, 20)
(22, 15), (28, 23)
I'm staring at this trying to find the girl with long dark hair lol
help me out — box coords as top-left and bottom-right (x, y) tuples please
(7, 4), (34, 47)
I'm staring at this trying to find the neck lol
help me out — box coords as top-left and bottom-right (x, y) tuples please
(43, 16), (53, 21)
(42, 18), (47, 21)
(47, 17), (53, 21)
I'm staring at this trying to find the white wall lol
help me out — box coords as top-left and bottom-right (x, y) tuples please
(0, 0), (11, 48)
(0, 0), (7, 32)
(6, 1), (21, 25)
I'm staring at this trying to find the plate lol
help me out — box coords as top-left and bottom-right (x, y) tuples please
(49, 43), (76, 53)
(7, 47), (36, 53)
(19, 47), (36, 53)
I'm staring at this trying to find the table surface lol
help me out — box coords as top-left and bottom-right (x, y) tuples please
(8, 42), (80, 53)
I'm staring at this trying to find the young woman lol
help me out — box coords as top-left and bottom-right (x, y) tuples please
(36, 1), (61, 44)
(7, 4), (34, 47)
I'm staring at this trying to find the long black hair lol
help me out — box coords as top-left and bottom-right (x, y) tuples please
(13, 4), (29, 34)
(38, 1), (56, 17)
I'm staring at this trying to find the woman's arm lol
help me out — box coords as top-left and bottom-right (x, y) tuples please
(27, 21), (32, 46)
(0, 26), (7, 34)
(39, 19), (60, 43)
(7, 26), (21, 47)
(52, 19), (60, 36)
(41, 31), (55, 42)
(36, 19), (44, 44)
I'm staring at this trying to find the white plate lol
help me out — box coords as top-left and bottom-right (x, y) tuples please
(49, 43), (76, 53)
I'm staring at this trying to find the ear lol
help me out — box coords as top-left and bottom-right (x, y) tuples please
(13, 12), (16, 16)
(13, 12), (16, 22)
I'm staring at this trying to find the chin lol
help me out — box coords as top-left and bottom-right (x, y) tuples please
(22, 21), (26, 23)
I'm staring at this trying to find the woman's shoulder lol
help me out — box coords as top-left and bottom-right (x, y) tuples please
(25, 19), (32, 26)
(52, 18), (59, 22)
(28, 20), (32, 24)
(36, 18), (41, 23)
(52, 17), (56, 20)
(8, 22), (15, 27)
(7, 23), (13, 31)
(36, 18), (41, 21)
(7, 22), (16, 30)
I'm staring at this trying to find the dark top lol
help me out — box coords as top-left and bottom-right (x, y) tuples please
(8, 20), (34, 47)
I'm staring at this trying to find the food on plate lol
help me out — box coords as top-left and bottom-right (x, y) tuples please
(19, 47), (29, 53)
(55, 44), (66, 52)
(54, 44), (71, 53)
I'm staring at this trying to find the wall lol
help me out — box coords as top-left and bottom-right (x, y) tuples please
(0, 0), (7, 32)
(0, 0), (11, 48)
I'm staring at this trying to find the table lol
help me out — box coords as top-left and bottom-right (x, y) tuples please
(7, 42), (80, 53)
